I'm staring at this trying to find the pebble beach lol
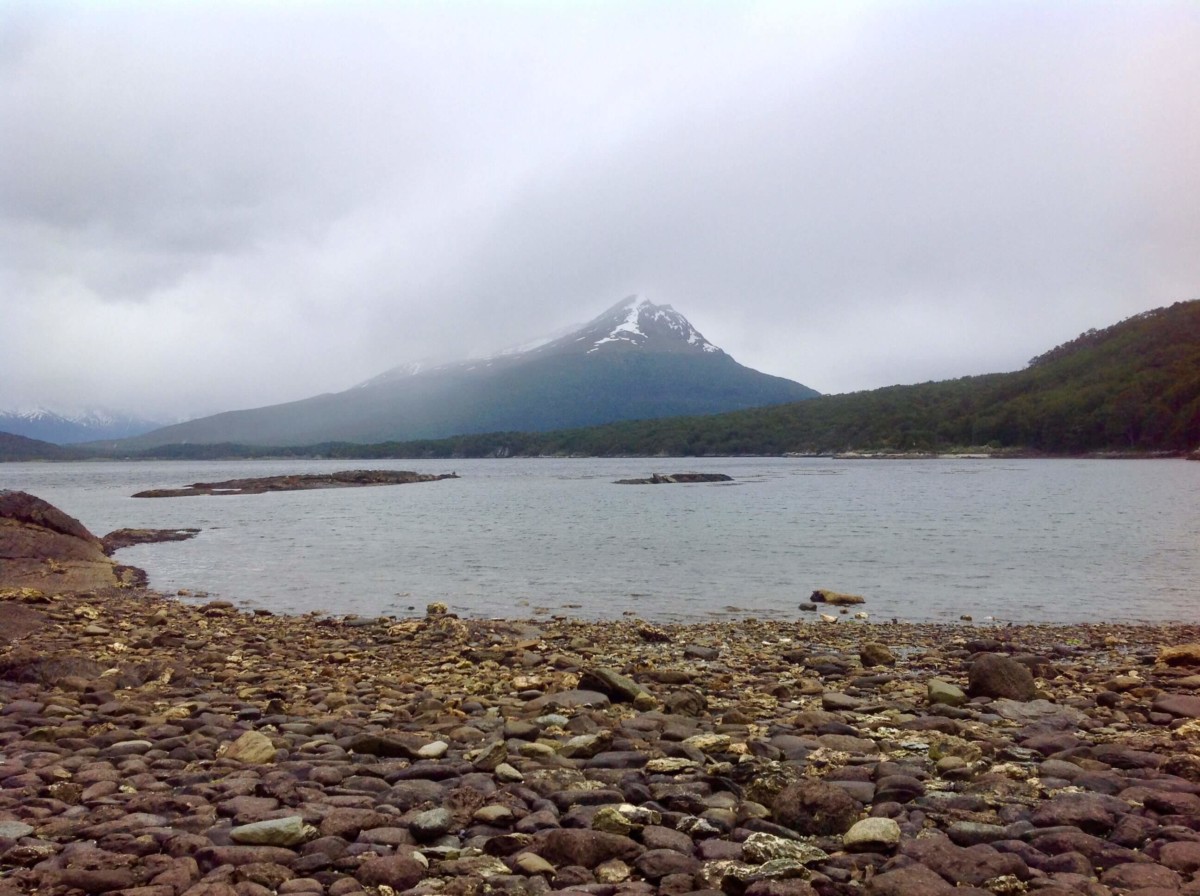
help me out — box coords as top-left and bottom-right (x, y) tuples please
(3, 582), (1200, 896)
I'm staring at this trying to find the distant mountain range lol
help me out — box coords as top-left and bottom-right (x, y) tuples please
(6, 297), (1195, 461)
(0, 408), (167, 444)
(111, 297), (820, 449)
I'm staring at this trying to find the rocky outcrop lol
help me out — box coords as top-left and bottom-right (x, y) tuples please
(133, 469), (458, 497)
(0, 489), (99, 546)
(0, 490), (133, 592)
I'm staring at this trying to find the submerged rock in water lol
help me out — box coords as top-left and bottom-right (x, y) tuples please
(810, 588), (865, 606)
(101, 527), (201, 554)
(614, 472), (733, 484)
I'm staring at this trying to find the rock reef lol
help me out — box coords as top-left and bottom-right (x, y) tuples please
(132, 470), (459, 498)
(614, 474), (733, 485)
(101, 529), (201, 555)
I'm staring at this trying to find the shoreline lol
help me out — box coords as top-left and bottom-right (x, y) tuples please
(4, 450), (1196, 464)
(3, 586), (1200, 895)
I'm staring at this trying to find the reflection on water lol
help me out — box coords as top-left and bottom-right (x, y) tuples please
(5, 457), (1198, 623)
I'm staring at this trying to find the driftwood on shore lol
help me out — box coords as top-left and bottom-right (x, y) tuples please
(132, 469), (459, 498)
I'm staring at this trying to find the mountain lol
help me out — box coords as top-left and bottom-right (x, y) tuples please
(0, 432), (90, 462)
(117, 297), (820, 448)
(96, 298), (1200, 460)
(406, 298), (1197, 458)
(0, 408), (166, 445)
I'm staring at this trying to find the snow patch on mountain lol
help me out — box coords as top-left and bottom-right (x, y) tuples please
(587, 296), (720, 354)
(590, 301), (646, 351)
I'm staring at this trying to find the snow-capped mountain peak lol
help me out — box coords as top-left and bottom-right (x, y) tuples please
(582, 295), (721, 355)
(360, 295), (724, 388)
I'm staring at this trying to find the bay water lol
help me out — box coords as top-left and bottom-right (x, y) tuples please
(4, 457), (1197, 624)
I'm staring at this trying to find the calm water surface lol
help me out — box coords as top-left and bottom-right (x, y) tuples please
(4, 458), (1197, 623)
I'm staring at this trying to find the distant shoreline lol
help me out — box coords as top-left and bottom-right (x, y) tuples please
(4, 449), (1195, 463)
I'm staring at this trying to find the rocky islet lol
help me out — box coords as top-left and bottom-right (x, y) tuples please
(131, 470), (459, 499)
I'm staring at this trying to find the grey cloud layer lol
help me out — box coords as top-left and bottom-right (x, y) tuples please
(2, 2), (1198, 418)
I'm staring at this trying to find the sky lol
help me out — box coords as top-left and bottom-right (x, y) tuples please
(3, 1), (1199, 420)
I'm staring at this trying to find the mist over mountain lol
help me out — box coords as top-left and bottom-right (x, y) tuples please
(114, 297), (819, 448)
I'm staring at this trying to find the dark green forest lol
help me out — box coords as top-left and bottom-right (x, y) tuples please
(5, 300), (1199, 461)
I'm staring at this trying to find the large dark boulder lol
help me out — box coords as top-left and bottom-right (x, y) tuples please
(771, 780), (862, 835)
(967, 653), (1037, 701)
(534, 829), (644, 868)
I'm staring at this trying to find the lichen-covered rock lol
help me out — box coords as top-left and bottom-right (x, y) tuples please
(218, 731), (277, 764)
(859, 641), (895, 667)
(741, 833), (828, 865)
(230, 816), (316, 847)
(927, 677), (967, 706)
(843, 817), (901, 852)
(579, 667), (655, 706)
(1158, 643), (1200, 666)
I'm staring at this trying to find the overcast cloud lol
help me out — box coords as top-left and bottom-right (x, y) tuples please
(2, 1), (1198, 420)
